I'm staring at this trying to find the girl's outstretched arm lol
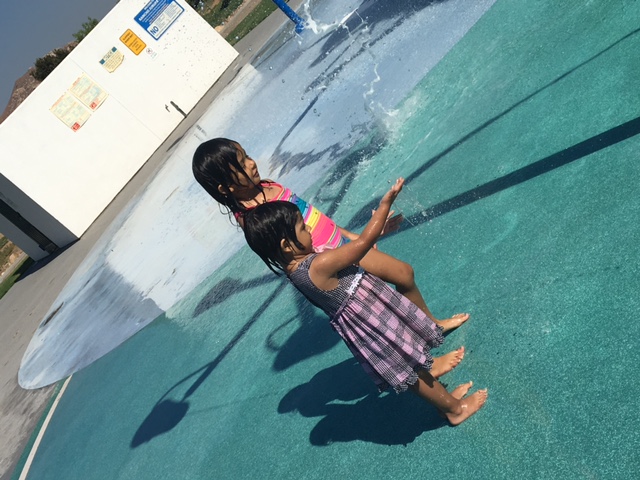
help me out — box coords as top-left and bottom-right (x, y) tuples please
(310, 178), (404, 286)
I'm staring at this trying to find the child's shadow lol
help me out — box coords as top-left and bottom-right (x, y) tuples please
(279, 359), (446, 446)
(267, 296), (340, 371)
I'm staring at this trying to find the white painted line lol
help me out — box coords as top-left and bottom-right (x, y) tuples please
(18, 375), (72, 480)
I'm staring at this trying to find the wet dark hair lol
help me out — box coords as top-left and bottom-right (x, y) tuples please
(243, 201), (305, 274)
(192, 138), (264, 220)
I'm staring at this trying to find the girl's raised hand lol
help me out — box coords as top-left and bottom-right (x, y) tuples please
(380, 178), (405, 206)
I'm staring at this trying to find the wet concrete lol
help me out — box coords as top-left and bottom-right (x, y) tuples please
(0, 3), (304, 478)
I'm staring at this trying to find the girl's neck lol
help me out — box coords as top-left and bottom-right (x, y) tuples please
(232, 183), (264, 205)
(285, 252), (313, 274)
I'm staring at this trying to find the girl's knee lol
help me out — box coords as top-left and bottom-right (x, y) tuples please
(360, 251), (417, 289)
(396, 261), (416, 288)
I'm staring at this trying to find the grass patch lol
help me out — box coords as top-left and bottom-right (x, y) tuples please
(201, 0), (245, 26)
(196, 0), (283, 44)
(0, 257), (34, 300)
(226, 0), (279, 45)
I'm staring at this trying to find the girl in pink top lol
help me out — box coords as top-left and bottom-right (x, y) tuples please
(235, 182), (343, 251)
(192, 138), (470, 332)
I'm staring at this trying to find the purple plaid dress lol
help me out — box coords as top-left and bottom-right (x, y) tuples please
(289, 254), (444, 393)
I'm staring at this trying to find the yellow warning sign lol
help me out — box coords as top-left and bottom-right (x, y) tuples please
(120, 29), (146, 55)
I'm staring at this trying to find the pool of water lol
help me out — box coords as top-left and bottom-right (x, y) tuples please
(21, 0), (640, 478)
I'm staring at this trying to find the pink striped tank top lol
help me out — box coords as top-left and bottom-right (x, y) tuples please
(236, 182), (344, 251)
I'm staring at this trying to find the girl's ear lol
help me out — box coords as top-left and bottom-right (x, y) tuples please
(280, 238), (292, 253)
(218, 184), (231, 195)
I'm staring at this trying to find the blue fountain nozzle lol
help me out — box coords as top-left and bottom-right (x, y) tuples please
(272, 0), (306, 33)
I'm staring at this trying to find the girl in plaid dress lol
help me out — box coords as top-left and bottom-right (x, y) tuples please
(243, 179), (487, 425)
(192, 138), (470, 333)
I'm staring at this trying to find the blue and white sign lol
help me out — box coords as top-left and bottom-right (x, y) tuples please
(135, 0), (184, 40)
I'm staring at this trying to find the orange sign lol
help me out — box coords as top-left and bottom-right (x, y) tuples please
(120, 29), (146, 55)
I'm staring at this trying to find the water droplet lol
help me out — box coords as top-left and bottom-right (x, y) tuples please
(269, 66), (273, 70)
(282, 79), (285, 83)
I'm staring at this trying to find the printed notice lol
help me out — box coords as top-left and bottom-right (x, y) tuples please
(100, 47), (124, 72)
(120, 29), (147, 55)
(50, 75), (108, 131)
(50, 93), (92, 131)
(69, 74), (108, 110)
(135, 0), (184, 40)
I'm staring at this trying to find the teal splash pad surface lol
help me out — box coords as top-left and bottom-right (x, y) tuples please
(24, 1), (640, 478)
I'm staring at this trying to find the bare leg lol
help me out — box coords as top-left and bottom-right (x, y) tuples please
(359, 248), (426, 309)
(424, 347), (464, 378)
(408, 372), (487, 426)
(432, 381), (474, 420)
(359, 249), (469, 332)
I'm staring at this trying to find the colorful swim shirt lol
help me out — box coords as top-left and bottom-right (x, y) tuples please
(238, 182), (344, 252)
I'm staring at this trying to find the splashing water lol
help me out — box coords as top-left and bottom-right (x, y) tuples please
(302, 1), (359, 35)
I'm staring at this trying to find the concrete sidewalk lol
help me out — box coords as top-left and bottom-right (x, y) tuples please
(0, 3), (303, 478)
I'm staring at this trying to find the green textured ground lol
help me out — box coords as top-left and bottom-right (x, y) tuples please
(22, 1), (640, 478)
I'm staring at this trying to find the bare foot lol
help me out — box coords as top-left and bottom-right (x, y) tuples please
(430, 346), (465, 378)
(434, 382), (475, 420)
(446, 389), (488, 426)
(450, 381), (473, 399)
(435, 313), (470, 333)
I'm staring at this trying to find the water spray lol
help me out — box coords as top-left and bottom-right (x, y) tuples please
(388, 180), (431, 228)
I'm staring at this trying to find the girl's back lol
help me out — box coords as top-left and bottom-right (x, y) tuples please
(289, 254), (362, 317)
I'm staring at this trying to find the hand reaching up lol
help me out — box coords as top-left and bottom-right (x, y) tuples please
(380, 178), (404, 207)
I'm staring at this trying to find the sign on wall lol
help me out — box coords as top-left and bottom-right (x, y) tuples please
(50, 74), (108, 131)
(135, 0), (184, 40)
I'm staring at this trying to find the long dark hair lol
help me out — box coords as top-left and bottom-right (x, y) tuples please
(243, 201), (304, 274)
(192, 138), (264, 220)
